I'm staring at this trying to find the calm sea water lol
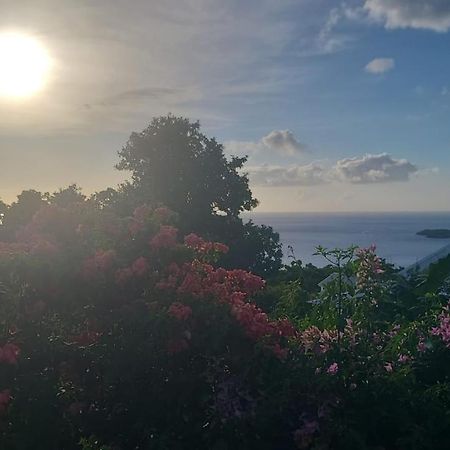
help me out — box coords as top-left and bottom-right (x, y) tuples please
(244, 212), (450, 268)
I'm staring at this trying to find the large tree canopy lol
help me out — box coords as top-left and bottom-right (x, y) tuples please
(116, 115), (258, 221)
(115, 115), (281, 276)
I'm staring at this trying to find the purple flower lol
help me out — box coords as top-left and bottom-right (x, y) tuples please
(327, 362), (338, 375)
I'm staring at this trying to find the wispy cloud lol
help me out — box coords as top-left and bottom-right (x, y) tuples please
(364, 0), (450, 32)
(249, 163), (328, 187)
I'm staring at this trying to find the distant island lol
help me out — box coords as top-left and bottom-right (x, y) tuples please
(417, 229), (450, 239)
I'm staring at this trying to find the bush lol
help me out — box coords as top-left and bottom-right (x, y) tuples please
(0, 207), (449, 449)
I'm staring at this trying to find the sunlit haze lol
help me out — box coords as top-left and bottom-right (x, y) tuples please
(0, 32), (51, 98)
(0, 0), (449, 212)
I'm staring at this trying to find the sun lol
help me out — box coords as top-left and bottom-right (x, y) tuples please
(0, 32), (51, 99)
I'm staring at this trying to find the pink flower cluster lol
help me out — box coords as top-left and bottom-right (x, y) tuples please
(158, 260), (295, 358)
(184, 233), (229, 255)
(356, 245), (384, 292)
(327, 362), (339, 375)
(129, 205), (152, 236)
(431, 301), (450, 348)
(81, 249), (116, 280)
(299, 326), (338, 355)
(0, 343), (20, 365)
(149, 225), (178, 250)
(168, 302), (192, 321)
(115, 256), (151, 286)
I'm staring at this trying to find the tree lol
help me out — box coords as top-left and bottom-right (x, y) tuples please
(116, 115), (258, 223)
(0, 190), (48, 239)
(115, 115), (282, 275)
(0, 199), (8, 226)
(49, 184), (86, 207)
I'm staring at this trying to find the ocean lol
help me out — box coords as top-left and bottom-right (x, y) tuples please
(245, 212), (450, 268)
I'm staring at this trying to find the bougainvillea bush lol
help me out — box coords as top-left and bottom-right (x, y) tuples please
(0, 204), (450, 450)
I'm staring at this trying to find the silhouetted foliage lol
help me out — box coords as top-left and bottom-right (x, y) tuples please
(115, 115), (282, 275)
(0, 200), (7, 225)
(0, 189), (47, 239)
(49, 184), (85, 207)
(116, 115), (258, 221)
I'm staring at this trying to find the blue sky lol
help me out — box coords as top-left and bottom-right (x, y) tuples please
(0, 0), (449, 211)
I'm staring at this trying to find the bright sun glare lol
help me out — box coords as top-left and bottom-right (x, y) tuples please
(0, 32), (51, 99)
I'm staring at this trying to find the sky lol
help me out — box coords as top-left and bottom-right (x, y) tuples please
(0, 0), (449, 212)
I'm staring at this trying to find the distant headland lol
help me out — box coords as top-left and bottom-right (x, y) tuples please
(417, 229), (450, 239)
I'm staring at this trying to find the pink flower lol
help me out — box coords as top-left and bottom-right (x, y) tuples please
(150, 225), (178, 250)
(131, 256), (150, 277)
(398, 354), (411, 364)
(168, 302), (192, 321)
(0, 343), (20, 365)
(430, 301), (450, 348)
(384, 362), (393, 373)
(82, 249), (116, 280)
(184, 233), (204, 248)
(184, 233), (229, 255)
(213, 242), (229, 254)
(417, 338), (428, 353)
(327, 362), (338, 375)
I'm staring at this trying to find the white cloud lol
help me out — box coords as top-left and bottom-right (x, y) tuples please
(364, 0), (450, 32)
(261, 130), (305, 155)
(226, 129), (305, 158)
(248, 153), (419, 187)
(249, 163), (328, 187)
(365, 58), (395, 74)
(333, 153), (417, 183)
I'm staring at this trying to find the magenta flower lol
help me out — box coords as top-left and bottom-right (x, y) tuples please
(327, 362), (339, 375)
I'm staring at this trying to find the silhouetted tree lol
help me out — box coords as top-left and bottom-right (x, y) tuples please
(0, 200), (8, 225)
(1, 190), (47, 239)
(49, 184), (85, 207)
(116, 115), (258, 223)
(115, 115), (282, 275)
